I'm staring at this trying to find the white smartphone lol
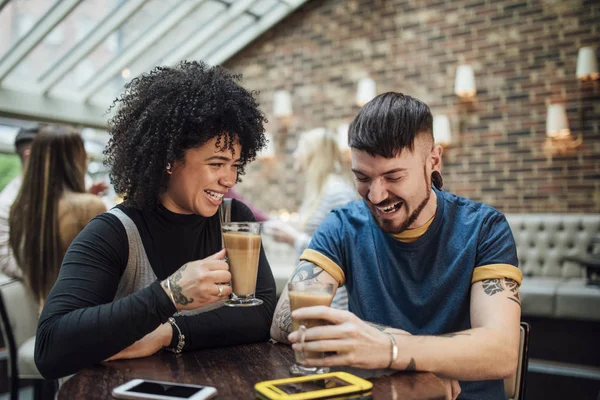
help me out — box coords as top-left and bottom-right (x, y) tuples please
(112, 379), (217, 400)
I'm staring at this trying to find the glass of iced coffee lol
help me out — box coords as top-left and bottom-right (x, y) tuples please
(288, 281), (335, 375)
(222, 222), (263, 307)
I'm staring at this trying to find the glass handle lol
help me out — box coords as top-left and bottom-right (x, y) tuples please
(298, 325), (307, 361)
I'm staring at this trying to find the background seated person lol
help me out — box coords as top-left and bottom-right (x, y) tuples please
(266, 127), (356, 309)
(271, 93), (522, 400)
(35, 61), (276, 379)
(9, 125), (107, 310)
(0, 124), (109, 280)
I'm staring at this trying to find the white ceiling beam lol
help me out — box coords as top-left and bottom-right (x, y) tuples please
(208, 0), (310, 65)
(38, 0), (150, 95)
(161, 0), (258, 68)
(0, 0), (11, 13)
(80, 0), (209, 102)
(0, 87), (106, 129)
(0, 0), (81, 83)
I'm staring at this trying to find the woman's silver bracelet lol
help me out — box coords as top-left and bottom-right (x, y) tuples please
(164, 317), (185, 354)
(165, 278), (179, 313)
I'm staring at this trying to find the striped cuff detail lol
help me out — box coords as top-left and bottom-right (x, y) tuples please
(472, 264), (523, 286)
(299, 249), (345, 286)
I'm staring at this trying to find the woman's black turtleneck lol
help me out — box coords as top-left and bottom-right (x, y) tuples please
(35, 199), (276, 379)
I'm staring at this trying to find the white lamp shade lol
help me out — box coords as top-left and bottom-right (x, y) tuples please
(258, 132), (275, 158)
(273, 90), (293, 117)
(433, 115), (452, 145)
(576, 47), (599, 80)
(337, 124), (349, 150)
(546, 104), (571, 138)
(356, 77), (376, 107)
(454, 65), (476, 98)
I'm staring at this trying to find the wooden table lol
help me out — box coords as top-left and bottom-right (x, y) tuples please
(57, 342), (452, 399)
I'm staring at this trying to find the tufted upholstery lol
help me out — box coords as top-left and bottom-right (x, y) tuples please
(505, 214), (600, 321)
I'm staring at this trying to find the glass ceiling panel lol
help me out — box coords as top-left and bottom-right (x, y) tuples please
(249, 0), (279, 17)
(5, 0), (121, 84)
(0, 0), (58, 59)
(53, 0), (180, 94)
(91, 1), (226, 104)
(190, 13), (255, 63)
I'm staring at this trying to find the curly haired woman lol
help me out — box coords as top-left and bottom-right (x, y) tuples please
(35, 61), (276, 379)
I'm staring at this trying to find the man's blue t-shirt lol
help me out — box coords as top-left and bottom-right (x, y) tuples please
(301, 188), (521, 400)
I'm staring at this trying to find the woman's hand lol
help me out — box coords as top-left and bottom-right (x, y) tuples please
(287, 306), (398, 370)
(161, 248), (232, 311)
(105, 323), (172, 361)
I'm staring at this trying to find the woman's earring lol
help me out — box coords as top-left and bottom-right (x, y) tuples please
(166, 163), (172, 174)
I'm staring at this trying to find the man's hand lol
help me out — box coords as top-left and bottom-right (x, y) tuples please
(105, 323), (172, 361)
(288, 306), (408, 370)
(88, 180), (109, 196)
(161, 249), (232, 311)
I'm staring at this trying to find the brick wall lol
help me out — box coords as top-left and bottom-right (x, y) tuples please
(224, 0), (600, 214)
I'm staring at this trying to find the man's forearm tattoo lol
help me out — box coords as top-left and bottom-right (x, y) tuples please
(291, 261), (324, 282)
(276, 299), (293, 333)
(169, 264), (194, 306)
(405, 357), (417, 372)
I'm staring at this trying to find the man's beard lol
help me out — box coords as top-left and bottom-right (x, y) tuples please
(369, 170), (432, 234)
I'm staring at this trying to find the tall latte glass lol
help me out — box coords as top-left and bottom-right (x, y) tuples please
(288, 281), (335, 375)
(222, 222), (263, 307)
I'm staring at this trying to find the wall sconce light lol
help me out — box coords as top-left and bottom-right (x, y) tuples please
(356, 77), (376, 107)
(273, 90), (293, 119)
(543, 104), (581, 154)
(433, 115), (452, 147)
(454, 65), (476, 99)
(273, 90), (293, 152)
(576, 47), (599, 81)
(258, 132), (275, 160)
(337, 123), (349, 151)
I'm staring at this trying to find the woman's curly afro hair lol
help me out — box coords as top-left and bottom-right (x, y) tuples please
(104, 60), (267, 209)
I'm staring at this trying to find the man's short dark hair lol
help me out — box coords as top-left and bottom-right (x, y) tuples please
(348, 92), (433, 158)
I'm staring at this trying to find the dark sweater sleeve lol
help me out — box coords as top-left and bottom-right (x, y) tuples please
(172, 199), (277, 350)
(35, 213), (176, 379)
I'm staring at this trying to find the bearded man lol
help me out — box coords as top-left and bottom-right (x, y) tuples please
(271, 92), (522, 400)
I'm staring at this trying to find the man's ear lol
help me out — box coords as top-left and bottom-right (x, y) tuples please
(430, 144), (443, 173)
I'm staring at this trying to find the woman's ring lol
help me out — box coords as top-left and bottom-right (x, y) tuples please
(217, 283), (224, 297)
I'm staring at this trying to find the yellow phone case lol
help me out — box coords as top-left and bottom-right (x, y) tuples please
(254, 371), (373, 400)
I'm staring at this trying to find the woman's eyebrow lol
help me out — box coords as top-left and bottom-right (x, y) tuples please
(204, 155), (241, 162)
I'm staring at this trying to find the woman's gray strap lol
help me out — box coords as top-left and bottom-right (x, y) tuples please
(108, 208), (157, 300)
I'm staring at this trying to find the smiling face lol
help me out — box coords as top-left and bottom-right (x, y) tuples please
(351, 134), (442, 234)
(160, 135), (241, 216)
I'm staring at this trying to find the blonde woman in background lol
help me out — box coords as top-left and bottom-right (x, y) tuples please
(9, 125), (106, 310)
(267, 127), (356, 309)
